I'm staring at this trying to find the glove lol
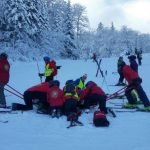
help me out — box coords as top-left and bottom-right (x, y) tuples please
(57, 66), (62, 69)
(38, 73), (44, 77)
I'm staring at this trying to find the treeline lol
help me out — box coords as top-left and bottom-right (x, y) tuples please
(0, 0), (150, 61)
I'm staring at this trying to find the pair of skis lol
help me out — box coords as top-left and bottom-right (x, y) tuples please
(67, 120), (83, 128)
(0, 107), (12, 113)
(109, 105), (150, 113)
(0, 120), (9, 123)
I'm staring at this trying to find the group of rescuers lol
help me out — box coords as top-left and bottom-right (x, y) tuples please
(1, 53), (150, 122)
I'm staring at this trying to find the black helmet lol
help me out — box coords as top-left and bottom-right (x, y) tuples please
(43, 56), (50, 61)
(49, 80), (60, 87)
(128, 55), (136, 60)
(0, 53), (8, 59)
(65, 80), (74, 85)
(120, 61), (126, 67)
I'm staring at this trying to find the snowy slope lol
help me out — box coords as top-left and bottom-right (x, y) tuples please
(1, 54), (150, 150)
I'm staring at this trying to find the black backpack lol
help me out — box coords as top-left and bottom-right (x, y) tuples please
(64, 82), (76, 95)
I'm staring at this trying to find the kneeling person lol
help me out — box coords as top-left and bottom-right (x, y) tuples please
(12, 82), (50, 111)
(80, 81), (107, 113)
(47, 80), (64, 117)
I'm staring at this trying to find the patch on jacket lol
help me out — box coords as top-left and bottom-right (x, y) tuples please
(51, 91), (58, 98)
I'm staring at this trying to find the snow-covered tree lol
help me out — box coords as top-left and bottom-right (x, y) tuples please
(72, 4), (89, 40)
(61, 0), (77, 59)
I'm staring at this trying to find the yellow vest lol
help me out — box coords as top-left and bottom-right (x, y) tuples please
(77, 79), (85, 90)
(44, 64), (54, 77)
(64, 85), (79, 101)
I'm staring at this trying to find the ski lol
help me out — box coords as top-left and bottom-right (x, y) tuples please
(0, 107), (16, 114)
(115, 109), (150, 113)
(0, 120), (9, 123)
(115, 109), (137, 112)
(0, 110), (18, 114)
(109, 106), (138, 110)
(109, 83), (127, 86)
(110, 106), (150, 113)
(107, 108), (117, 117)
(108, 96), (125, 100)
(67, 120), (83, 128)
(67, 124), (77, 128)
(0, 109), (11, 113)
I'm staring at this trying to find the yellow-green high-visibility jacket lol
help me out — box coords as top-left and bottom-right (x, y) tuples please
(76, 79), (85, 90)
(44, 63), (54, 77)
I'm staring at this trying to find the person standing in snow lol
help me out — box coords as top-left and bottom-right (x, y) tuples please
(0, 53), (10, 108)
(135, 48), (142, 66)
(116, 56), (125, 86)
(39, 56), (58, 82)
(128, 55), (138, 72)
(91, 53), (97, 62)
(120, 62), (150, 110)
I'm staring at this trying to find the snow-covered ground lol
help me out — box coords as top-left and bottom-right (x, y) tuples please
(1, 54), (150, 150)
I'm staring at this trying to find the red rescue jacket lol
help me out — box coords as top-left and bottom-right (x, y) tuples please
(80, 83), (106, 100)
(47, 86), (64, 107)
(122, 65), (139, 85)
(0, 58), (10, 84)
(27, 82), (49, 92)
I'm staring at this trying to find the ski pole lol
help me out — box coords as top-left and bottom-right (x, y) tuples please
(4, 88), (23, 99)
(6, 84), (23, 96)
(107, 86), (133, 100)
(107, 86), (127, 100)
(36, 60), (42, 83)
(107, 90), (125, 100)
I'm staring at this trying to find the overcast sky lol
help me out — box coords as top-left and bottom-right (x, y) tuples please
(70, 0), (150, 33)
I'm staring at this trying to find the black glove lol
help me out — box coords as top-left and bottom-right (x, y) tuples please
(57, 66), (62, 69)
(131, 78), (142, 86)
(38, 73), (44, 77)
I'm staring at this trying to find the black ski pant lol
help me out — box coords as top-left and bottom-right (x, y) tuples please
(125, 78), (150, 107)
(125, 87), (137, 104)
(13, 91), (47, 110)
(118, 72), (124, 83)
(64, 99), (77, 117)
(84, 94), (107, 113)
(45, 76), (54, 82)
(137, 58), (142, 66)
(49, 106), (63, 115)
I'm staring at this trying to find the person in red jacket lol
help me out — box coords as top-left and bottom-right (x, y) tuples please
(47, 80), (64, 117)
(120, 62), (150, 109)
(12, 82), (50, 111)
(39, 56), (58, 82)
(80, 81), (107, 113)
(0, 53), (10, 108)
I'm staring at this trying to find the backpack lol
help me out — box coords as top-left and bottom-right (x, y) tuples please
(93, 111), (110, 127)
(64, 81), (76, 95)
(51, 60), (57, 76)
